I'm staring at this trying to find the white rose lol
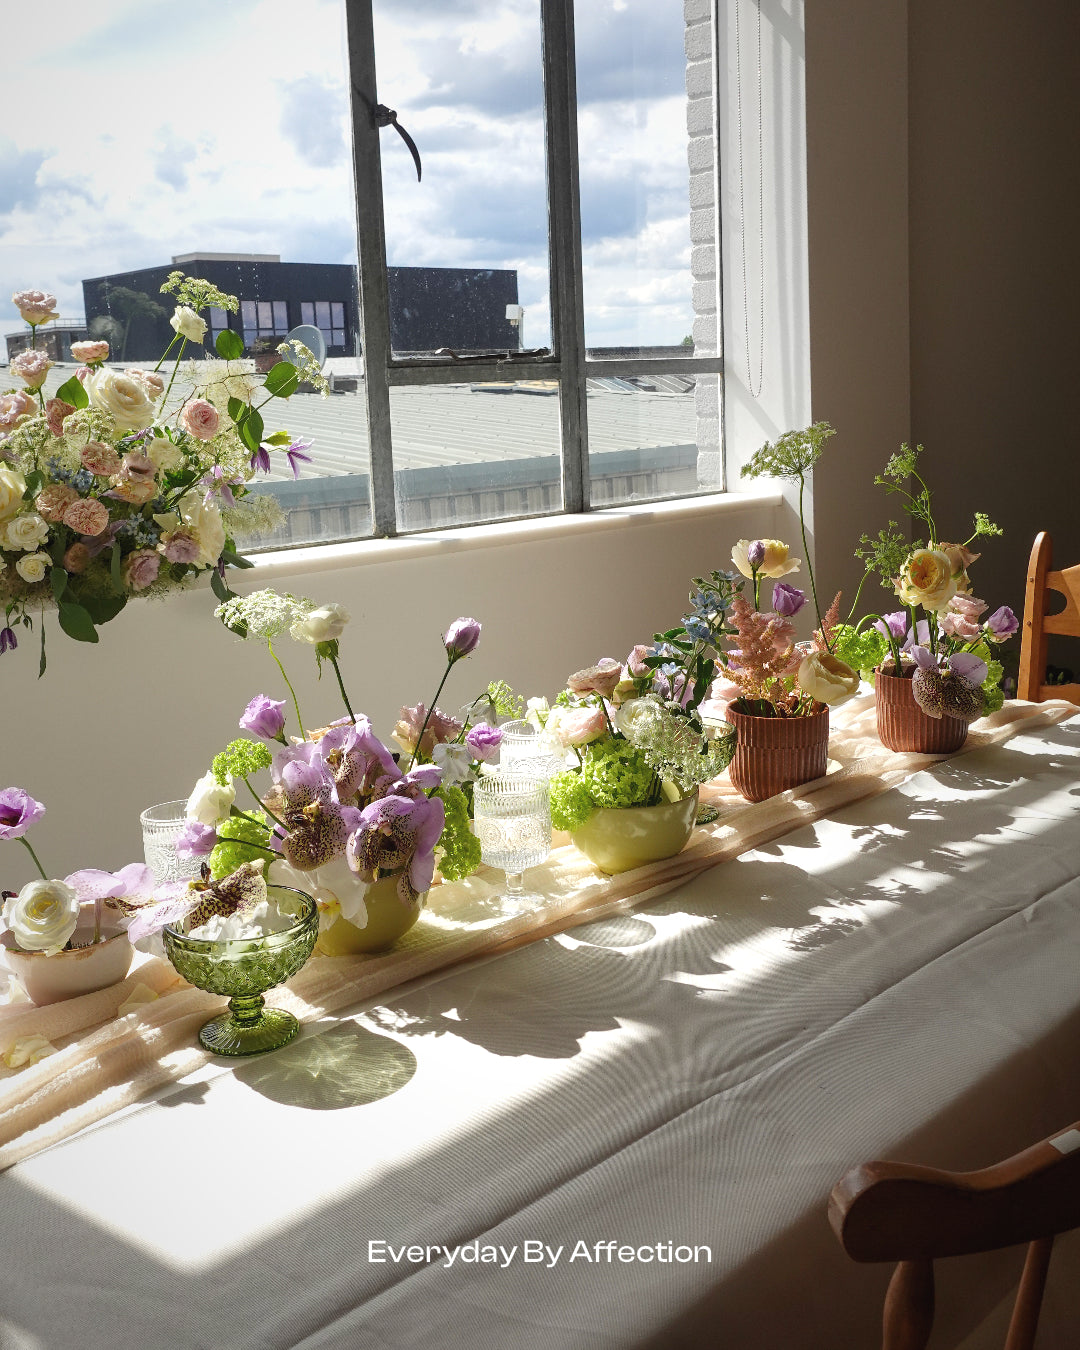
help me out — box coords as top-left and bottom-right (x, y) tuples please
(170, 306), (208, 344)
(178, 496), (226, 567)
(145, 435), (183, 473)
(86, 368), (156, 432)
(525, 696), (550, 730)
(2, 879), (80, 956)
(290, 602), (349, 644)
(186, 770), (235, 827)
(797, 652), (861, 707)
(0, 466), (27, 521)
(3, 512), (49, 552)
(614, 697), (656, 737)
(15, 552), (50, 584)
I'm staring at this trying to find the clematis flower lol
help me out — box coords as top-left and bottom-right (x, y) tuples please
(0, 627), (17, 655)
(285, 438), (314, 479)
(250, 446), (272, 474)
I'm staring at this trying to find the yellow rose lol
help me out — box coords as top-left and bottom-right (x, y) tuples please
(797, 652), (860, 707)
(894, 548), (957, 613)
(0, 466), (27, 521)
(730, 538), (801, 580)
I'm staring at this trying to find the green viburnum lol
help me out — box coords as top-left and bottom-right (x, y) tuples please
(549, 771), (598, 831)
(213, 738), (272, 785)
(208, 812), (275, 879)
(581, 740), (657, 810)
(831, 623), (889, 680)
(435, 785), (482, 882)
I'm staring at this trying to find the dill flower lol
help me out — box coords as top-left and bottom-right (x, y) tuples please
(215, 588), (314, 639)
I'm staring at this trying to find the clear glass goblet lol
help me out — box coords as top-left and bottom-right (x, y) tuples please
(140, 800), (202, 885)
(472, 771), (552, 914)
(497, 719), (565, 780)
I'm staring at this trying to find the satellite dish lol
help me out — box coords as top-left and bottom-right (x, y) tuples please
(284, 324), (327, 368)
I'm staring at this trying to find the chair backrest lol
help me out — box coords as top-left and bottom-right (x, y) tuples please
(1017, 531), (1080, 704)
(829, 1122), (1080, 1350)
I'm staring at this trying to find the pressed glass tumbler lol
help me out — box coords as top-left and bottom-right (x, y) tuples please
(140, 800), (201, 885)
(497, 719), (565, 779)
(473, 771), (552, 913)
(162, 886), (319, 1056)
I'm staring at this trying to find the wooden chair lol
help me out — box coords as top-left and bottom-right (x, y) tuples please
(828, 1122), (1080, 1350)
(1017, 532), (1080, 704)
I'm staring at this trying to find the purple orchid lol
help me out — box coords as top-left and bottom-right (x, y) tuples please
(985, 605), (1019, 641)
(285, 437), (314, 479)
(0, 626), (16, 655)
(239, 695), (288, 742)
(345, 791), (445, 904)
(771, 582), (807, 618)
(465, 722), (503, 763)
(0, 787), (45, 840)
(318, 716), (399, 801)
(949, 651), (988, 687)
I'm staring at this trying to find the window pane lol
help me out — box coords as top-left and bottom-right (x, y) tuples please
(301, 302), (315, 326)
(588, 372), (722, 507)
(372, 0), (550, 355)
(315, 301), (331, 329)
(576, 0), (712, 356)
(391, 383), (562, 530)
(4, 1), (373, 547)
(331, 302), (344, 327)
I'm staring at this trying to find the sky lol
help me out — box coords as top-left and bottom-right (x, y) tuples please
(1, 0), (698, 350)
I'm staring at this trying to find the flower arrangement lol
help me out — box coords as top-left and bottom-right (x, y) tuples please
(0, 275), (325, 671)
(543, 601), (737, 833)
(726, 422), (861, 717)
(832, 442), (1016, 722)
(175, 592), (501, 937)
(1, 785), (151, 957)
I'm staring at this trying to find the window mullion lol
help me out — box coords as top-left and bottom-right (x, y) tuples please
(346, 0), (397, 538)
(542, 0), (589, 514)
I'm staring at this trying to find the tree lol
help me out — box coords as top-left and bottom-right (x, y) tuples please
(94, 285), (167, 360)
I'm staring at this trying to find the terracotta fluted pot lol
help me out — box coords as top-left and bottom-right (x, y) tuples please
(874, 666), (969, 754)
(724, 704), (830, 802)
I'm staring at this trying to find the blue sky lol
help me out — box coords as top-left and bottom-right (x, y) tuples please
(2, 0), (696, 349)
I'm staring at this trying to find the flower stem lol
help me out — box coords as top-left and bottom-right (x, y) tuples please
(19, 835), (47, 881)
(329, 652), (356, 723)
(160, 335), (188, 411)
(243, 775), (286, 830)
(407, 660), (455, 771)
(846, 566), (873, 622)
(798, 474), (827, 648)
(268, 638), (305, 739)
(153, 333), (181, 374)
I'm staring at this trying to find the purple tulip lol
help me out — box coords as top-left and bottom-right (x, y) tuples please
(0, 787), (45, 840)
(746, 539), (766, 569)
(175, 821), (218, 858)
(443, 617), (481, 661)
(465, 722), (503, 763)
(771, 582), (807, 618)
(239, 694), (288, 742)
(985, 605), (1019, 641)
(0, 626), (17, 655)
(874, 610), (909, 641)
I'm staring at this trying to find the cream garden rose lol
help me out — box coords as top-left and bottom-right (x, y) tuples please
(0, 466), (27, 521)
(797, 652), (860, 707)
(731, 538), (801, 580)
(145, 435), (183, 473)
(291, 602), (350, 644)
(170, 306), (208, 343)
(2, 878), (80, 955)
(15, 552), (50, 584)
(3, 512), (49, 552)
(894, 548), (957, 613)
(86, 368), (156, 432)
(186, 771), (236, 827)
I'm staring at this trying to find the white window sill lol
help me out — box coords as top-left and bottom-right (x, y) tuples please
(248, 487), (783, 581)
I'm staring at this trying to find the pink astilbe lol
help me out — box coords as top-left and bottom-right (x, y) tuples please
(725, 593), (795, 704)
(813, 591), (843, 652)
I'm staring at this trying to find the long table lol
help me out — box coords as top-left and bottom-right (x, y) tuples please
(2, 710), (1080, 1349)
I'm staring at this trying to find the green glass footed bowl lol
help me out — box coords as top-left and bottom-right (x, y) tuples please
(162, 886), (319, 1057)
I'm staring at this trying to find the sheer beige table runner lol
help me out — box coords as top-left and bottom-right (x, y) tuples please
(1, 695), (1074, 1170)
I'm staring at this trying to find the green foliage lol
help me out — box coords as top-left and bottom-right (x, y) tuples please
(215, 329), (244, 361)
(54, 375), (89, 409)
(212, 738), (272, 785)
(549, 771), (597, 831)
(874, 442), (936, 538)
(855, 521), (911, 586)
(434, 785), (482, 881)
(263, 362), (300, 398)
(741, 421), (835, 485)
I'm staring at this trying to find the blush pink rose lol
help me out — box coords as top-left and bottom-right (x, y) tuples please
(179, 399), (220, 441)
(555, 707), (606, 747)
(81, 442), (123, 476)
(62, 497), (110, 537)
(127, 368), (165, 398)
(567, 658), (622, 700)
(0, 390), (35, 432)
(11, 349), (52, 390)
(12, 290), (58, 325)
(70, 340), (110, 364)
(122, 547), (161, 591)
(45, 398), (76, 437)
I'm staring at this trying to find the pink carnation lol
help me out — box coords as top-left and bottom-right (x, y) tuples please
(11, 348), (52, 390)
(62, 497), (110, 537)
(70, 340), (110, 364)
(122, 547), (161, 591)
(179, 399), (220, 441)
(81, 441), (123, 476)
(45, 398), (76, 437)
(35, 483), (80, 522)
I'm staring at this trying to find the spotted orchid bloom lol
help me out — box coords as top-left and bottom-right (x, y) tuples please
(318, 717), (399, 803)
(345, 792), (446, 906)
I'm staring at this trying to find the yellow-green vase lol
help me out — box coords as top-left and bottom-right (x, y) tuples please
(570, 788), (699, 875)
(316, 873), (425, 956)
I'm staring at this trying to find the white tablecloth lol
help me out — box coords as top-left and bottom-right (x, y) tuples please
(2, 715), (1079, 1350)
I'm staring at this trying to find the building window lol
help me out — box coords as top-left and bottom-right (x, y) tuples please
(300, 301), (347, 350)
(240, 298), (290, 349)
(346, 0), (724, 539)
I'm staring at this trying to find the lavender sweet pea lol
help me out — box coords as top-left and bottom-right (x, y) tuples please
(0, 788), (45, 840)
(239, 694), (288, 742)
(443, 617), (482, 661)
(874, 611), (909, 641)
(771, 582), (807, 618)
(985, 605), (1019, 641)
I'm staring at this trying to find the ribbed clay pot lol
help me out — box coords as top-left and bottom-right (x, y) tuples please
(874, 665), (968, 754)
(724, 704), (830, 802)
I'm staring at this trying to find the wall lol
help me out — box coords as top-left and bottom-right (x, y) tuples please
(2, 491), (786, 889)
